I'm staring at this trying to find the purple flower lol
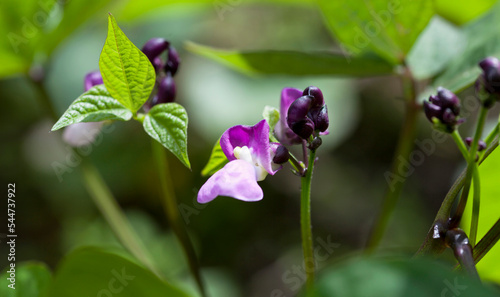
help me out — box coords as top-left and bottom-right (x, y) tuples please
(64, 71), (104, 147)
(198, 120), (282, 203)
(275, 87), (329, 144)
(275, 88), (303, 145)
(84, 71), (103, 91)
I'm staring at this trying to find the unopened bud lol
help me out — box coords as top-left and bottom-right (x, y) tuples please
(424, 88), (462, 132)
(154, 73), (176, 104)
(435, 87), (460, 114)
(165, 45), (180, 75)
(273, 145), (289, 164)
(291, 118), (314, 139)
(141, 38), (169, 62)
(287, 95), (313, 128)
(476, 57), (500, 107)
(309, 105), (329, 132)
(302, 86), (324, 107)
(465, 137), (486, 151)
(84, 71), (103, 91)
(152, 56), (163, 72)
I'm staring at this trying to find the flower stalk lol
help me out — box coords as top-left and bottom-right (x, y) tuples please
(449, 107), (488, 229)
(81, 160), (160, 276)
(366, 66), (419, 253)
(301, 148), (317, 291)
(152, 140), (206, 297)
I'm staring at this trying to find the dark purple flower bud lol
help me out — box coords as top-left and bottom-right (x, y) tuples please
(154, 73), (176, 104)
(165, 45), (180, 75)
(423, 101), (442, 122)
(152, 56), (163, 72)
(309, 105), (329, 132)
(465, 137), (472, 146)
(424, 88), (463, 133)
(291, 118), (314, 139)
(302, 86), (324, 107)
(477, 57), (500, 107)
(436, 87), (460, 114)
(441, 108), (456, 124)
(465, 137), (487, 151)
(84, 71), (103, 91)
(272, 145), (289, 164)
(479, 141), (487, 151)
(142, 38), (169, 62)
(479, 57), (500, 84)
(287, 95), (313, 128)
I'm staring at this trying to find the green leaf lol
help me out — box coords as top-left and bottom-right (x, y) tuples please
(262, 105), (279, 131)
(47, 247), (191, 297)
(407, 17), (466, 79)
(435, 0), (496, 25)
(0, 0), (115, 79)
(463, 148), (500, 283)
(433, 3), (500, 93)
(143, 103), (190, 169)
(317, 0), (434, 64)
(0, 262), (52, 297)
(201, 139), (228, 177)
(262, 105), (280, 140)
(185, 42), (394, 76)
(307, 257), (499, 297)
(99, 14), (156, 113)
(51, 85), (133, 131)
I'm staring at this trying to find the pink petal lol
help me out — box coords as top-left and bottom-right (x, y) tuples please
(276, 88), (302, 145)
(220, 120), (276, 175)
(197, 160), (263, 203)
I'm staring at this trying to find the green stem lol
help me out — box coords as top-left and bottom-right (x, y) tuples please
(451, 130), (469, 159)
(470, 165), (480, 247)
(288, 151), (305, 176)
(417, 134), (499, 255)
(301, 149), (316, 291)
(31, 78), (58, 120)
(450, 131), (481, 247)
(366, 68), (419, 253)
(81, 160), (160, 276)
(449, 107), (488, 229)
(32, 76), (160, 276)
(151, 140), (206, 297)
(473, 218), (500, 264)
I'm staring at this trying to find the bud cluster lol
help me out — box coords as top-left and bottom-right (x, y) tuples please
(141, 38), (181, 107)
(423, 87), (463, 133)
(464, 137), (486, 152)
(286, 86), (329, 143)
(475, 56), (500, 108)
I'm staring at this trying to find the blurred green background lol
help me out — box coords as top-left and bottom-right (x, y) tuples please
(1, 0), (500, 296)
